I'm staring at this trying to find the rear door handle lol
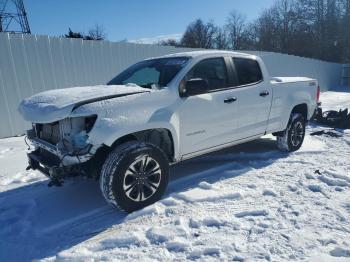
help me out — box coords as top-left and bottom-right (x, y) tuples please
(260, 91), (269, 97)
(224, 97), (237, 104)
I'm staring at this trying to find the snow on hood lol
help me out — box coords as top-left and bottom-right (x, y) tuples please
(18, 84), (148, 123)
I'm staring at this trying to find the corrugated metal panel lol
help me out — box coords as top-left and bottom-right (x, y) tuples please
(0, 33), (27, 134)
(0, 32), (343, 138)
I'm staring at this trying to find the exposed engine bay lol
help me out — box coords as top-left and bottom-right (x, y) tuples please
(34, 115), (97, 153)
(26, 115), (102, 184)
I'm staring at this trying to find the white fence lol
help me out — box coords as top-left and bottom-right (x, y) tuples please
(0, 33), (343, 138)
(0, 33), (194, 138)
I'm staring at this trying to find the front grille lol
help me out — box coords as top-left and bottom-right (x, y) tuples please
(36, 122), (60, 145)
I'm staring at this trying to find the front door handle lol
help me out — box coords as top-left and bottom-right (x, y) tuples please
(224, 97), (237, 104)
(260, 91), (270, 97)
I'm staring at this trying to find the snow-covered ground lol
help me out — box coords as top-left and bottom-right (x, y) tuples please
(1, 90), (350, 262)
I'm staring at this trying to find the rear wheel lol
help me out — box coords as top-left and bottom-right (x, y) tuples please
(277, 113), (306, 152)
(100, 142), (169, 213)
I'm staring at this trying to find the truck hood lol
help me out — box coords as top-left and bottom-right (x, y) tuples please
(18, 84), (149, 123)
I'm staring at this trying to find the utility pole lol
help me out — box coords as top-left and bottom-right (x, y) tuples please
(0, 0), (31, 34)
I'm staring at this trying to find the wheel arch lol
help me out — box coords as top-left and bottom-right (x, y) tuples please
(284, 103), (309, 130)
(273, 103), (308, 136)
(291, 103), (308, 120)
(108, 127), (178, 163)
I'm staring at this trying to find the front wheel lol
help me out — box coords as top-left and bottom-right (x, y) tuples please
(100, 142), (169, 213)
(277, 113), (306, 152)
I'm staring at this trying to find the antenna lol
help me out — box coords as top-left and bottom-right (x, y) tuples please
(0, 0), (31, 34)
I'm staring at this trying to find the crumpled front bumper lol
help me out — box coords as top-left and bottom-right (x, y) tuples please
(27, 149), (63, 179)
(26, 129), (97, 180)
(29, 136), (93, 166)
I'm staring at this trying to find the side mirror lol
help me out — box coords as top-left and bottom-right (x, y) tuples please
(181, 78), (209, 97)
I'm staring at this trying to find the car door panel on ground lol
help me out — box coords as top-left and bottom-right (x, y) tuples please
(177, 57), (239, 156)
(229, 57), (272, 139)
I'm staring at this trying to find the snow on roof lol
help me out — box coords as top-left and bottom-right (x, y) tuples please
(150, 50), (254, 60)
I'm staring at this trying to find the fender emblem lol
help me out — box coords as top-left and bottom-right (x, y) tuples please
(186, 130), (206, 136)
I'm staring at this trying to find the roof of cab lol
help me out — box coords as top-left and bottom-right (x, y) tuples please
(151, 50), (255, 60)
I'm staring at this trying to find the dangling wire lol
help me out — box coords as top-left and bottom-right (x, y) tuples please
(24, 136), (31, 150)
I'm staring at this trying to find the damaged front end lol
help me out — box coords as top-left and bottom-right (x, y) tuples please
(26, 115), (104, 185)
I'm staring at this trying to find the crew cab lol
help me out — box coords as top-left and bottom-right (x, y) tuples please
(18, 51), (319, 212)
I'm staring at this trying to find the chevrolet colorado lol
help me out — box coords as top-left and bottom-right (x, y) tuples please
(19, 51), (319, 212)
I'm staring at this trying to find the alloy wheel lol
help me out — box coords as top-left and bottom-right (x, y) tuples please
(123, 155), (162, 202)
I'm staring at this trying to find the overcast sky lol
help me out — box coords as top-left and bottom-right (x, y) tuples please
(25, 0), (275, 42)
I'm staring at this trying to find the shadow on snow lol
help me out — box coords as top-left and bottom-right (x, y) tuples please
(0, 137), (287, 261)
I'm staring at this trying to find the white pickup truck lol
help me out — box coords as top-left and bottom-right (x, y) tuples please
(19, 51), (319, 212)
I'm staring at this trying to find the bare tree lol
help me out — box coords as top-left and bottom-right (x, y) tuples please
(65, 28), (84, 39)
(253, 9), (279, 51)
(178, 0), (349, 62)
(87, 24), (107, 40)
(214, 27), (228, 49)
(275, 0), (297, 51)
(340, 0), (350, 62)
(225, 10), (247, 50)
(180, 19), (218, 48)
(158, 39), (181, 47)
(65, 25), (107, 41)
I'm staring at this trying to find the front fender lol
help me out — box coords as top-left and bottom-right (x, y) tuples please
(88, 121), (180, 160)
(70, 88), (181, 160)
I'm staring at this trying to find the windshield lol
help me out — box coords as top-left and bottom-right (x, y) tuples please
(107, 57), (190, 89)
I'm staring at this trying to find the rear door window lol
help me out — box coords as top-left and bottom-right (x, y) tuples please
(233, 58), (263, 86)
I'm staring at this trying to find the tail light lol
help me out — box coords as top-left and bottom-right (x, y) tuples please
(316, 85), (320, 103)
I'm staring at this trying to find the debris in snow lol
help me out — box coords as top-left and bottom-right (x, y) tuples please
(312, 107), (350, 129)
(310, 130), (343, 138)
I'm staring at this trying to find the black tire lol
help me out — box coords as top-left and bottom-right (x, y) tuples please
(100, 142), (169, 213)
(277, 113), (306, 152)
